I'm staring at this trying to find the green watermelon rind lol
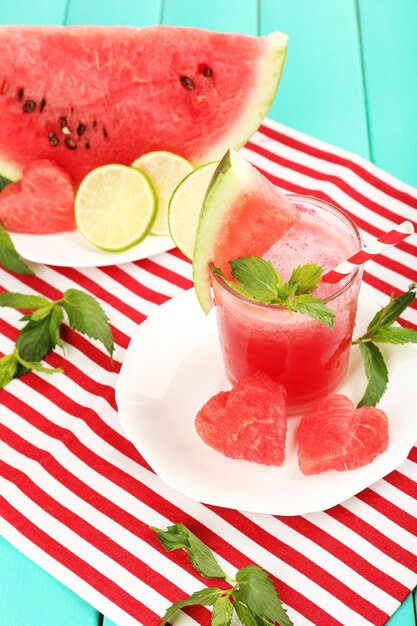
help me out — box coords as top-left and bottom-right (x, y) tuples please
(0, 157), (20, 183)
(192, 148), (256, 314)
(196, 31), (288, 164)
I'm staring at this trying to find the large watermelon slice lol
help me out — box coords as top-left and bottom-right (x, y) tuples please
(0, 26), (287, 187)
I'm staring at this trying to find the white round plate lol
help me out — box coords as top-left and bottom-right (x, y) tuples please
(115, 287), (417, 515)
(10, 230), (173, 267)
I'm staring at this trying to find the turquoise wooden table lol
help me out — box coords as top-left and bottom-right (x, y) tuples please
(0, 1), (416, 625)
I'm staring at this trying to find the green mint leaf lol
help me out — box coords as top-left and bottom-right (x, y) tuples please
(234, 601), (279, 626)
(161, 588), (223, 626)
(49, 305), (65, 350)
(0, 292), (50, 310)
(151, 524), (227, 579)
(62, 289), (114, 357)
(29, 304), (55, 321)
(233, 600), (259, 626)
(284, 294), (335, 328)
(212, 265), (254, 299)
(0, 227), (34, 275)
(211, 595), (234, 626)
(357, 342), (389, 407)
(229, 256), (285, 303)
(288, 263), (323, 295)
(0, 353), (18, 388)
(367, 283), (416, 332)
(16, 311), (60, 363)
(234, 566), (293, 626)
(0, 174), (11, 192)
(370, 326), (417, 344)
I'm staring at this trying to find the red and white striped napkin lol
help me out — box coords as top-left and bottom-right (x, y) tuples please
(1, 119), (416, 626)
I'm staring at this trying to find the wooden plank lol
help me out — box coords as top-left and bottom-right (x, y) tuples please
(162, 0), (257, 34)
(260, 0), (370, 159)
(0, 536), (99, 626)
(386, 592), (416, 626)
(0, 0), (67, 23)
(358, 0), (417, 187)
(65, 0), (161, 26)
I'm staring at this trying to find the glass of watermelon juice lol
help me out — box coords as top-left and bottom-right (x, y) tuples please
(210, 196), (363, 414)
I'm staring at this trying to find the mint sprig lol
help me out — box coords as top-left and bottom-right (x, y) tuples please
(151, 523), (227, 579)
(161, 588), (224, 626)
(213, 256), (334, 328)
(284, 294), (335, 328)
(352, 283), (417, 407)
(0, 226), (33, 274)
(357, 342), (389, 408)
(0, 288), (114, 388)
(62, 289), (114, 357)
(287, 263), (324, 295)
(152, 524), (293, 626)
(229, 257), (285, 302)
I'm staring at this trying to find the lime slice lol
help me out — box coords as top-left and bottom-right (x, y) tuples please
(75, 164), (156, 251)
(168, 162), (218, 259)
(132, 151), (193, 236)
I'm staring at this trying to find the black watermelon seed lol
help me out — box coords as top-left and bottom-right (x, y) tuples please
(202, 65), (212, 77)
(93, 120), (97, 128)
(48, 131), (59, 147)
(103, 128), (108, 138)
(85, 142), (90, 150)
(17, 87), (24, 100)
(180, 76), (195, 90)
(0, 81), (8, 95)
(23, 99), (36, 113)
(64, 137), (77, 150)
(39, 98), (46, 112)
(77, 123), (86, 136)
(60, 116), (68, 128)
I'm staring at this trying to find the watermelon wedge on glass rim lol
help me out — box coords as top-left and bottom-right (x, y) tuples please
(193, 148), (300, 313)
(0, 26), (287, 187)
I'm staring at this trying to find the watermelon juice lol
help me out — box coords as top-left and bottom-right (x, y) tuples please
(211, 196), (363, 414)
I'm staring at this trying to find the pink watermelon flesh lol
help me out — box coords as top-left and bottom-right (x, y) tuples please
(195, 371), (287, 466)
(297, 394), (389, 475)
(0, 26), (280, 186)
(0, 160), (75, 233)
(213, 167), (299, 279)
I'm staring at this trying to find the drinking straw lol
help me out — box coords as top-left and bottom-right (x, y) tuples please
(322, 221), (415, 284)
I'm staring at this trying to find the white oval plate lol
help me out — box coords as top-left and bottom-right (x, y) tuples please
(115, 287), (417, 515)
(10, 230), (173, 267)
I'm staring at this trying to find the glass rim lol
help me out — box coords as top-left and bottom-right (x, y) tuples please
(210, 194), (364, 308)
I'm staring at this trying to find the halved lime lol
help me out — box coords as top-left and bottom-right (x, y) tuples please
(168, 162), (218, 260)
(75, 164), (156, 251)
(132, 151), (193, 236)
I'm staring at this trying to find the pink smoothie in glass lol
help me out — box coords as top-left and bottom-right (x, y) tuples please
(211, 196), (363, 414)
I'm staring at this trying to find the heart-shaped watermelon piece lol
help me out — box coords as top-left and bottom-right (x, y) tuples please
(297, 394), (389, 475)
(195, 371), (287, 466)
(0, 159), (75, 233)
